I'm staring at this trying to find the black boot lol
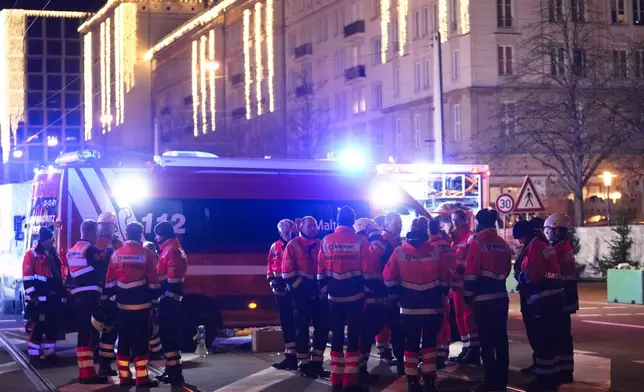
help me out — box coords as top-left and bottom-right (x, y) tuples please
(380, 347), (393, 363)
(299, 362), (318, 378)
(358, 366), (377, 384)
(272, 354), (298, 370)
(135, 378), (160, 388)
(436, 356), (446, 370)
(449, 347), (468, 362)
(520, 363), (536, 374)
(422, 376), (438, 392)
(396, 362), (406, 376)
(558, 372), (574, 384)
(461, 346), (481, 365)
(98, 360), (117, 377)
(407, 376), (422, 392)
(313, 362), (330, 378)
(79, 375), (109, 385)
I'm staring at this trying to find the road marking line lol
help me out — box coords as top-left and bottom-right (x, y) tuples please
(605, 313), (635, 316)
(573, 349), (598, 355)
(0, 361), (19, 376)
(0, 320), (15, 323)
(578, 307), (599, 310)
(582, 320), (644, 329)
(211, 367), (295, 392)
(633, 360), (644, 365)
(603, 306), (627, 309)
(576, 314), (602, 317)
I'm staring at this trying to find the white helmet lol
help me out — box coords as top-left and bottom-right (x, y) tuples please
(97, 211), (117, 224)
(277, 219), (294, 235)
(544, 213), (572, 230)
(354, 218), (375, 233)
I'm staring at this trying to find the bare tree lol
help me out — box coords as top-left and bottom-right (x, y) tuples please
(287, 67), (330, 159)
(481, 2), (644, 226)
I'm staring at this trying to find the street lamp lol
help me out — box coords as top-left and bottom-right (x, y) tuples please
(602, 171), (615, 225)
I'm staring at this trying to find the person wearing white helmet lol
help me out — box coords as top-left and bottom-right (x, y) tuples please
(544, 213), (578, 385)
(268, 219), (298, 371)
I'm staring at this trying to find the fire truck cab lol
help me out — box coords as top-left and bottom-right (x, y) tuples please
(24, 150), (429, 349)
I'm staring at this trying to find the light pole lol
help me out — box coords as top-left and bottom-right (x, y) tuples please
(602, 171), (614, 225)
(431, 31), (445, 165)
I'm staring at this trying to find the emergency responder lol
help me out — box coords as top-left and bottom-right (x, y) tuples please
(153, 221), (189, 386)
(354, 217), (389, 382)
(378, 212), (405, 372)
(383, 218), (450, 392)
(517, 218), (565, 392)
(429, 219), (456, 370)
(464, 209), (512, 392)
(103, 222), (160, 388)
(142, 241), (164, 359)
(449, 209), (480, 364)
(66, 220), (109, 384)
(23, 226), (64, 366)
(282, 216), (329, 379)
(318, 206), (373, 392)
(512, 220), (537, 376)
(544, 214), (578, 385)
(268, 219), (298, 370)
(96, 212), (124, 376)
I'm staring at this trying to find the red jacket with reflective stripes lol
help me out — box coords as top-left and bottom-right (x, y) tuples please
(317, 226), (373, 302)
(361, 232), (389, 303)
(382, 231), (402, 249)
(157, 237), (188, 301)
(22, 248), (56, 302)
(451, 227), (475, 290)
(518, 234), (564, 313)
(382, 239), (450, 315)
(66, 240), (103, 295)
(429, 234), (457, 290)
(554, 239), (578, 313)
(104, 240), (160, 310)
(463, 228), (512, 304)
(282, 236), (320, 296)
(267, 239), (288, 280)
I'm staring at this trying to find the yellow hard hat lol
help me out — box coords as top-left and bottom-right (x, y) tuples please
(97, 212), (117, 224)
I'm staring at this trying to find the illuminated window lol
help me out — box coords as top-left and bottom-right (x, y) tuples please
(453, 104), (461, 141)
(611, 0), (625, 24)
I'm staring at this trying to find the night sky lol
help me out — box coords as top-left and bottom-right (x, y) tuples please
(0, 0), (106, 12)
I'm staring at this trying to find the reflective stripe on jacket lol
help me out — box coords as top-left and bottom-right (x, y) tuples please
(267, 239), (287, 280)
(104, 240), (160, 309)
(463, 228), (512, 304)
(282, 236), (320, 296)
(382, 241), (450, 315)
(157, 238), (188, 301)
(317, 226), (372, 302)
(67, 240), (103, 295)
(519, 234), (564, 314)
(554, 240), (579, 313)
(451, 227), (475, 290)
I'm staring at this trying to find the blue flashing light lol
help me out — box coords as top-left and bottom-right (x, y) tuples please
(338, 147), (367, 171)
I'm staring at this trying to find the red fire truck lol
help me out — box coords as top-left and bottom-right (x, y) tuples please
(24, 150), (429, 349)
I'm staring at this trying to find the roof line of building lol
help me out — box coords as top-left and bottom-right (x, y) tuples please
(0, 9), (91, 18)
(144, 0), (238, 60)
(78, 0), (120, 33)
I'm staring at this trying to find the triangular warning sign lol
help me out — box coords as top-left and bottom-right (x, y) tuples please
(514, 176), (545, 213)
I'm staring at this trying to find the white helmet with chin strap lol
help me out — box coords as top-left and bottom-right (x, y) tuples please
(544, 213), (572, 230)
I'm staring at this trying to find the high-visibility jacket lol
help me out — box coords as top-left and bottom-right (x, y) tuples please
(157, 237), (188, 302)
(451, 227), (475, 290)
(463, 228), (512, 304)
(104, 240), (160, 310)
(518, 233), (564, 315)
(267, 239), (288, 281)
(22, 247), (61, 303)
(66, 240), (104, 296)
(362, 231), (389, 304)
(429, 233), (457, 289)
(382, 240), (450, 315)
(382, 231), (402, 250)
(554, 239), (579, 314)
(317, 226), (374, 302)
(282, 235), (320, 296)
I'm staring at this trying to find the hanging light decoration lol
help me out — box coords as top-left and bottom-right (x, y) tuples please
(243, 9), (252, 119)
(266, 0), (275, 112)
(381, 0), (390, 64)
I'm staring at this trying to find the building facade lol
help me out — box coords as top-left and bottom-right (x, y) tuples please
(79, 0), (205, 155)
(0, 10), (89, 183)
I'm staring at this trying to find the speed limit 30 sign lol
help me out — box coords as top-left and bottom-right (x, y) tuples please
(495, 193), (515, 214)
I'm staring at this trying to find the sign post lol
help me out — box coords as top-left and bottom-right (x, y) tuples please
(495, 193), (515, 241)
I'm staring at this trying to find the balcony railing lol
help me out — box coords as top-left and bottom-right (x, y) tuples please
(344, 65), (366, 81)
(344, 20), (365, 38)
(294, 42), (313, 59)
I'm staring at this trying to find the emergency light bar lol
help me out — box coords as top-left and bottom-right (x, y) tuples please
(162, 151), (218, 158)
(54, 150), (101, 165)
